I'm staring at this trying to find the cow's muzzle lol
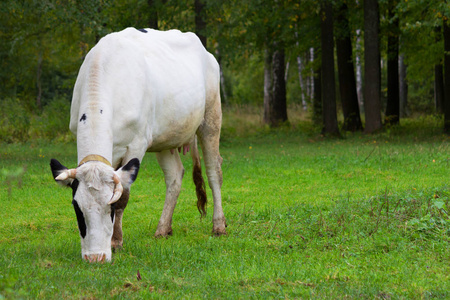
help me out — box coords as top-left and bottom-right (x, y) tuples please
(84, 253), (107, 263)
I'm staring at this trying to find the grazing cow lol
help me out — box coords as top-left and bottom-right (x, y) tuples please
(50, 28), (226, 263)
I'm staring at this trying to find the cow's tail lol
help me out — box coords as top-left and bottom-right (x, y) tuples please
(191, 135), (207, 217)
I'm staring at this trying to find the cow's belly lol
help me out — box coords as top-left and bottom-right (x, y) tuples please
(146, 107), (204, 152)
(111, 112), (202, 167)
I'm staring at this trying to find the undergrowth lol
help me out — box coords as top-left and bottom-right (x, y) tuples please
(0, 97), (73, 143)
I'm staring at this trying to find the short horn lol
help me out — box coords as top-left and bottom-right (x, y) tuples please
(108, 173), (123, 205)
(55, 169), (77, 181)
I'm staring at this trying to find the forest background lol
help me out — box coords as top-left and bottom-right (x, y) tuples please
(1, 0), (450, 141)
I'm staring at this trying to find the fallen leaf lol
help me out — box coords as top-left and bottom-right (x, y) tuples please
(137, 270), (142, 281)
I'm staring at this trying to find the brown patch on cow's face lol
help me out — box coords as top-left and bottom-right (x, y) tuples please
(111, 188), (130, 249)
(113, 187), (130, 210)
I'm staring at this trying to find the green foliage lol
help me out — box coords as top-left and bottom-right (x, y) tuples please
(225, 53), (264, 104)
(391, 0), (447, 111)
(408, 194), (450, 239)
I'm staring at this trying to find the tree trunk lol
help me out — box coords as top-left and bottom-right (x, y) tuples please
(435, 64), (444, 114)
(310, 47), (315, 104)
(36, 49), (43, 110)
(399, 54), (408, 117)
(385, 0), (400, 126)
(215, 45), (228, 104)
(294, 30), (308, 110)
(296, 54), (307, 110)
(313, 67), (322, 125)
(335, 2), (362, 132)
(95, 5), (105, 43)
(443, 20), (450, 133)
(272, 47), (288, 124)
(195, 0), (207, 48)
(285, 60), (290, 82)
(355, 29), (363, 109)
(435, 26), (444, 114)
(363, 0), (382, 133)
(264, 45), (288, 127)
(320, 0), (340, 136)
(264, 48), (273, 124)
(148, 0), (158, 29)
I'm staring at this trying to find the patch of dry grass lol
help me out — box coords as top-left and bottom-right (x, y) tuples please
(222, 103), (310, 137)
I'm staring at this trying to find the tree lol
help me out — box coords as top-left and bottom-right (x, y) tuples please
(0, 0), (91, 106)
(395, 0), (445, 117)
(399, 54), (408, 117)
(320, 0), (340, 136)
(385, 0), (400, 126)
(294, 47), (308, 111)
(256, 0), (290, 127)
(443, 18), (450, 133)
(272, 46), (288, 125)
(195, 0), (207, 48)
(148, 0), (159, 29)
(264, 44), (288, 127)
(335, 1), (362, 132)
(364, 0), (382, 133)
(312, 66), (322, 125)
(434, 26), (444, 114)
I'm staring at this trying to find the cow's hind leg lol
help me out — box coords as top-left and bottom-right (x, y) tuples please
(197, 100), (226, 235)
(154, 150), (184, 237)
(111, 188), (130, 249)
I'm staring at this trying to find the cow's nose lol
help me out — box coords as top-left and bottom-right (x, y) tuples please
(84, 253), (106, 263)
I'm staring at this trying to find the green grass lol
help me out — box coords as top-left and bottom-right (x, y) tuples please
(1, 114), (450, 299)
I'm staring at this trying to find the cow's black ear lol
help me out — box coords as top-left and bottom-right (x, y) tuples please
(117, 158), (140, 187)
(50, 159), (66, 178)
(50, 159), (72, 187)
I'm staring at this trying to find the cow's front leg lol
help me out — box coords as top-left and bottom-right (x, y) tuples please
(111, 188), (130, 249)
(154, 150), (184, 237)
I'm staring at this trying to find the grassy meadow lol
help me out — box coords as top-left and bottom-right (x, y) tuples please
(1, 108), (450, 299)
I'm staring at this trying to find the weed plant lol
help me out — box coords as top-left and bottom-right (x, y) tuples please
(1, 111), (450, 299)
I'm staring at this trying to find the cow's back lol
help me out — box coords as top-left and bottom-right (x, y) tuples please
(70, 28), (220, 164)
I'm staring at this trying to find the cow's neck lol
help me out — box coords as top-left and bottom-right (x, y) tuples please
(76, 101), (113, 165)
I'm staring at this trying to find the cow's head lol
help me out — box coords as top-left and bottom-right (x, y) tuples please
(50, 157), (140, 262)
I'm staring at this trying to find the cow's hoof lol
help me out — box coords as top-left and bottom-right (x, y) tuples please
(212, 228), (227, 236)
(111, 239), (123, 250)
(154, 228), (173, 238)
(112, 246), (123, 253)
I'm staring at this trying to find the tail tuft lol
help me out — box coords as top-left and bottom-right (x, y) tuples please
(193, 162), (207, 217)
(191, 136), (207, 217)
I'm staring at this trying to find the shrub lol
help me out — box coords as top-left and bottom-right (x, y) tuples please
(31, 97), (72, 141)
(0, 98), (31, 143)
(0, 97), (73, 143)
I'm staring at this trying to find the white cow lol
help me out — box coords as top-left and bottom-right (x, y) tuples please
(50, 28), (226, 263)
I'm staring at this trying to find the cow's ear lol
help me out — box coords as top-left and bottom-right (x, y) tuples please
(116, 158), (140, 188)
(50, 159), (74, 187)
